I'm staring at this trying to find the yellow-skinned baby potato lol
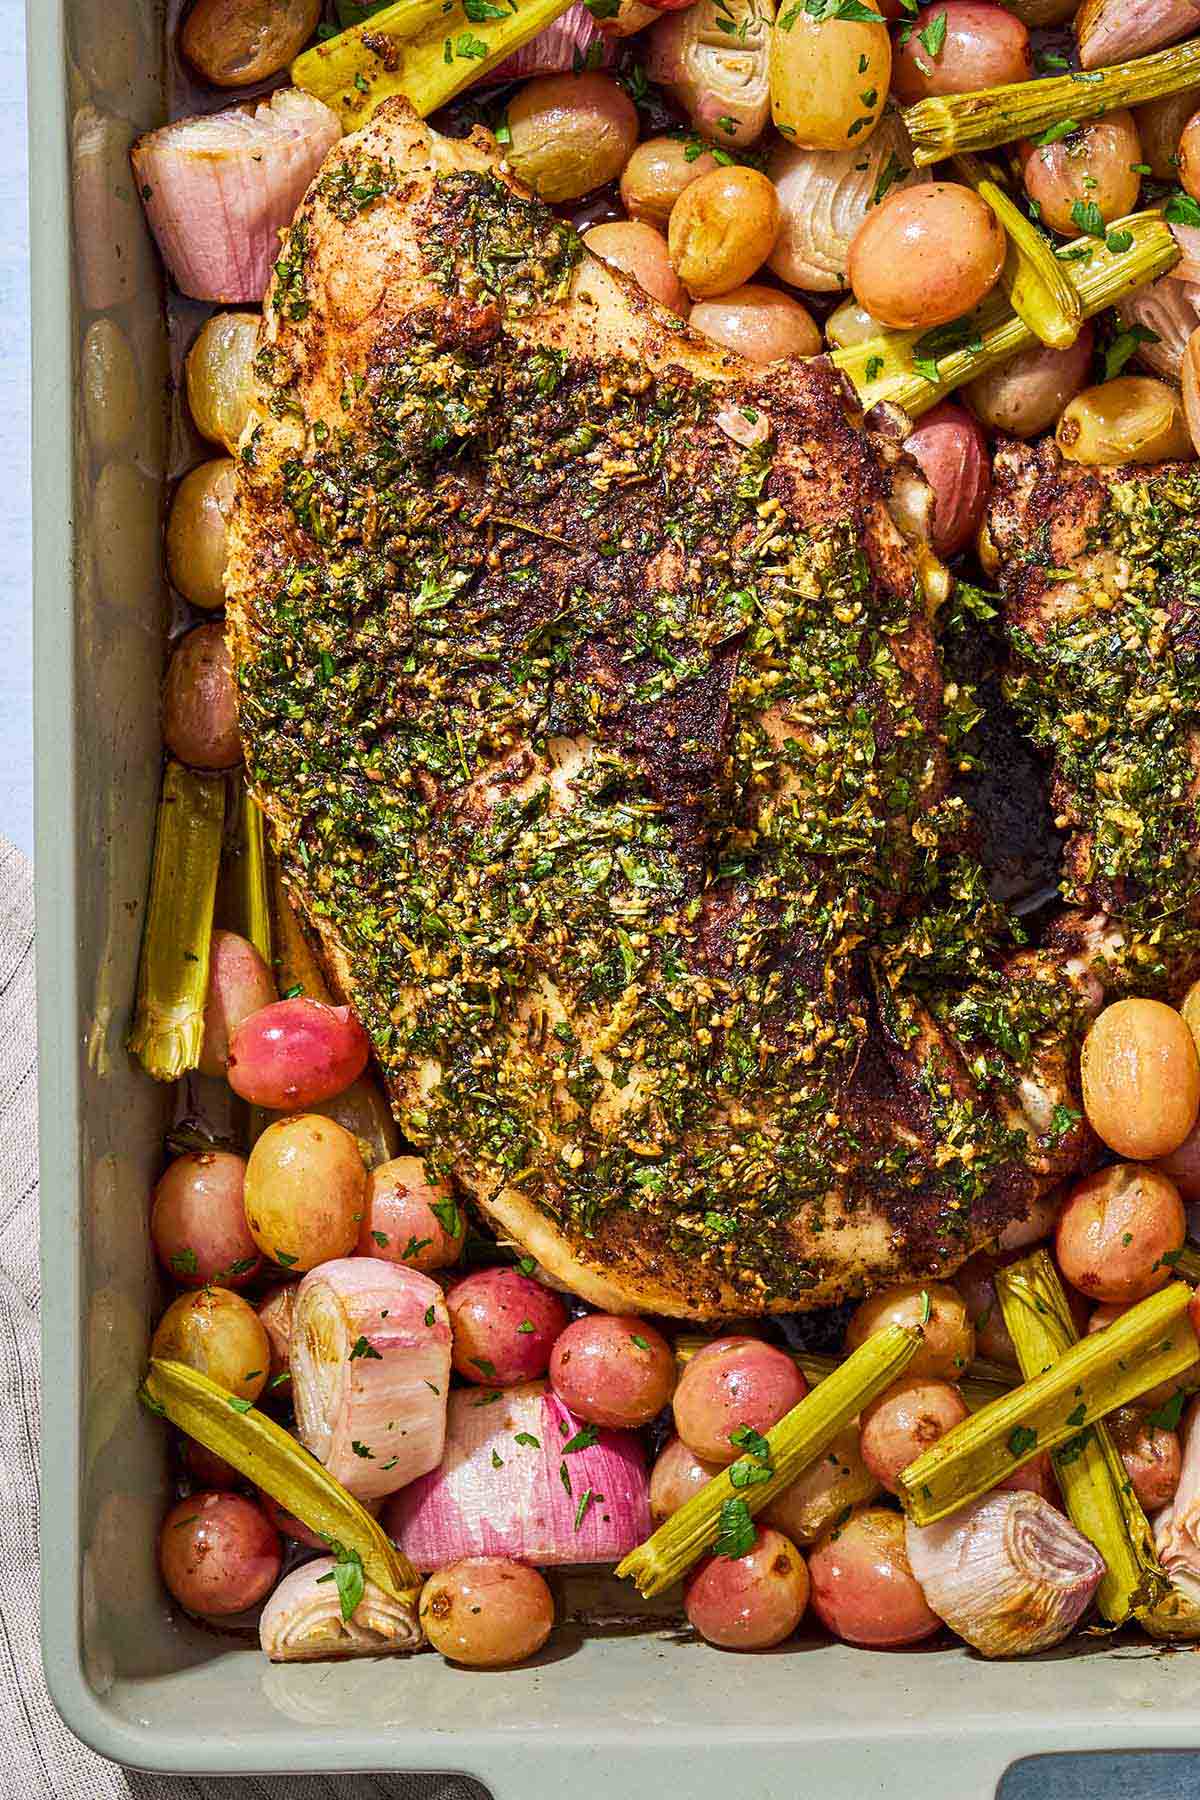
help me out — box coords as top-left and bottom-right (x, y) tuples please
(506, 73), (639, 203)
(181, 0), (322, 89)
(1056, 376), (1194, 465)
(620, 135), (720, 227)
(668, 165), (781, 297)
(770, 0), (890, 151)
(643, 0), (775, 150)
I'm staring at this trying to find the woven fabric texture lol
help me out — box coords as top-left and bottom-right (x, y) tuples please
(0, 835), (486, 1799)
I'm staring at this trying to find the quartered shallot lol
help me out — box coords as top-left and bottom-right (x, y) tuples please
(1146, 1396), (1200, 1636)
(1116, 270), (1200, 378)
(487, 2), (614, 81)
(387, 1379), (651, 1571)
(132, 89), (341, 303)
(1077, 0), (1200, 69)
(291, 1258), (451, 1502)
(906, 1491), (1105, 1657)
(259, 1556), (422, 1662)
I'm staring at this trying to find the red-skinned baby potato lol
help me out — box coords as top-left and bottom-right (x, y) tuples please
(198, 929), (275, 1079)
(356, 1154), (465, 1272)
(848, 183), (1005, 329)
(549, 1313), (676, 1428)
(583, 220), (689, 315)
(162, 622), (241, 770)
(689, 285), (821, 363)
(859, 1376), (970, 1494)
(672, 1337), (807, 1465)
(649, 1434), (724, 1521)
(150, 1150), (261, 1288)
(903, 401), (991, 558)
(159, 1491), (281, 1617)
(1020, 111), (1142, 237)
(964, 328), (1094, 438)
(447, 1268), (569, 1386)
(1055, 1163), (1186, 1303)
(1109, 1405), (1181, 1512)
(891, 1), (1031, 102)
(227, 996), (370, 1109)
(808, 1506), (941, 1647)
(683, 1526), (810, 1649)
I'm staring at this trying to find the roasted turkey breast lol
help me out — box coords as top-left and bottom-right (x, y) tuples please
(227, 101), (1090, 1316)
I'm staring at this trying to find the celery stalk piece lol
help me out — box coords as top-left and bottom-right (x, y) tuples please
(619, 1324), (920, 1597)
(142, 1358), (421, 1604)
(673, 1335), (1012, 1411)
(292, 0), (576, 129)
(834, 210), (1179, 415)
(995, 1250), (1167, 1623)
(954, 152), (1082, 349)
(896, 1280), (1199, 1529)
(231, 788), (273, 972)
(903, 39), (1200, 165)
(128, 761), (225, 1082)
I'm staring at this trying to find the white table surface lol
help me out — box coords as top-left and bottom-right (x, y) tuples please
(0, 0), (30, 857)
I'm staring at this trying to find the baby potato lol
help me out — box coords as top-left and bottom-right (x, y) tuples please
(186, 311), (258, 453)
(244, 1113), (365, 1272)
(506, 73), (639, 203)
(963, 327), (1094, 437)
(846, 1280), (975, 1379)
(166, 458), (237, 610)
(668, 166), (781, 298)
(620, 135), (719, 227)
(1020, 111), (1142, 237)
(181, 0), (321, 88)
(770, 0), (890, 150)
(848, 182), (1004, 329)
(902, 400), (990, 558)
(824, 295), (890, 350)
(162, 621), (241, 770)
(690, 283), (819, 361)
(892, 1), (1030, 102)
(584, 221), (690, 315)
(1057, 375), (1193, 465)
(1179, 109), (1200, 200)
(151, 1286), (270, 1401)
(1134, 88), (1200, 181)
(1055, 1164), (1186, 1303)
(1081, 996), (1200, 1156)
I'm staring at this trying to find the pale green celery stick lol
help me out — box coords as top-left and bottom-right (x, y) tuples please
(954, 152), (1082, 348)
(143, 1358), (421, 1604)
(995, 1250), (1169, 1622)
(896, 1278), (1199, 1532)
(619, 1324), (920, 1597)
(128, 761), (225, 1081)
(904, 38), (1200, 165)
(834, 210), (1178, 415)
(293, 0), (576, 128)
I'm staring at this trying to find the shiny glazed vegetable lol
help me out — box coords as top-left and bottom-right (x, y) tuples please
(683, 1527), (809, 1648)
(162, 623), (241, 771)
(668, 165), (781, 297)
(847, 181), (1005, 327)
(166, 458), (237, 610)
(644, 0), (774, 147)
(859, 1376), (970, 1493)
(1057, 375), (1194, 463)
(181, 0), (322, 88)
(446, 1268), (568, 1387)
(846, 1281), (975, 1379)
(1134, 86), (1200, 176)
(808, 1506), (941, 1646)
(964, 328), (1094, 435)
(420, 1557), (554, 1667)
(1055, 1165), (1187, 1302)
(1081, 998), (1200, 1154)
(198, 929), (275, 1079)
(150, 1151), (261, 1289)
(766, 110), (919, 293)
(892, 2), (1031, 101)
(159, 1492), (281, 1617)
(506, 73), (639, 202)
(583, 220), (690, 314)
(672, 1336), (807, 1463)
(356, 1154), (465, 1270)
(549, 1314), (677, 1427)
(185, 311), (258, 452)
(619, 135), (718, 225)
(769, 0), (890, 149)
(150, 1286), (271, 1401)
(226, 997), (370, 1109)
(242, 1113), (366, 1272)
(902, 401), (991, 557)
(649, 1435), (724, 1520)
(1020, 112), (1142, 236)
(689, 284), (820, 360)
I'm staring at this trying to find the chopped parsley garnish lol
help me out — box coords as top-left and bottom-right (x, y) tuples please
(713, 1496), (757, 1558)
(350, 1336), (383, 1361)
(1008, 1425), (1038, 1459)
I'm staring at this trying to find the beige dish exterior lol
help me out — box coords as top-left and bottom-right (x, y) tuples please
(31, 0), (1200, 1788)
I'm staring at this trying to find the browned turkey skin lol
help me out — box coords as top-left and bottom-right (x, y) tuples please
(227, 101), (1091, 1318)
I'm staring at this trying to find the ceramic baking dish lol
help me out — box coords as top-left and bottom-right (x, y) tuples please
(29, 0), (1200, 1787)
